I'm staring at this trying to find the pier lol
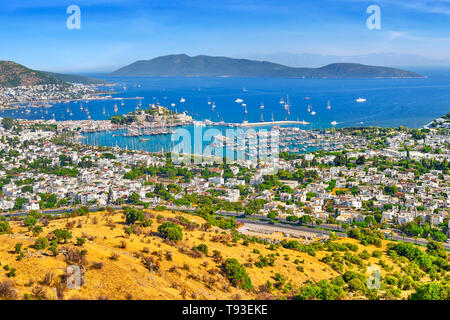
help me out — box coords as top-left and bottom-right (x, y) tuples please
(206, 120), (310, 127)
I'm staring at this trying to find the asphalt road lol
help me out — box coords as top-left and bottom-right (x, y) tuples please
(3, 205), (449, 250)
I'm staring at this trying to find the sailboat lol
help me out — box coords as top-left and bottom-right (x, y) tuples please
(180, 97), (186, 103)
(114, 103), (118, 113)
(327, 100), (331, 110)
(102, 106), (106, 115)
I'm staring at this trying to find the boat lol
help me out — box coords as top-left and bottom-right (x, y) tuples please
(180, 98), (186, 103)
(102, 106), (106, 115)
(311, 111), (316, 115)
(114, 104), (118, 113)
(356, 98), (366, 103)
(260, 103), (264, 110)
(235, 98), (243, 103)
(171, 103), (176, 107)
(331, 121), (338, 126)
(327, 100), (331, 110)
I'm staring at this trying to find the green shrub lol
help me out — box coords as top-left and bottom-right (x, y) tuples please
(34, 237), (49, 250)
(158, 222), (183, 241)
(223, 258), (253, 291)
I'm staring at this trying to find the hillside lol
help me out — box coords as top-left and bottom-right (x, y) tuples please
(41, 72), (106, 85)
(110, 54), (425, 79)
(0, 61), (65, 88)
(0, 61), (105, 87)
(0, 208), (447, 300)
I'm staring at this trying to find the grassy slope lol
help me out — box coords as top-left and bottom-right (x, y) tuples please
(0, 209), (440, 300)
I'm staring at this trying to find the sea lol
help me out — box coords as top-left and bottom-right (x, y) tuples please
(2, 67), (449, 154)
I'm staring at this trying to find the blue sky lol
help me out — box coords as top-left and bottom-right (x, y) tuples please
(0, 0), (449, 72)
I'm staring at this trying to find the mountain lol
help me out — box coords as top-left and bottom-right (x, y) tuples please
(244, 53), (450, 68)
(0, 61), (105, 87)
(41, 71), (106, 85)
(110, 54), (425, 78)
(0, 61), (66, 87)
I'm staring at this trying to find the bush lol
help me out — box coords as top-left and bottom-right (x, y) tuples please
(223, 258), (253, 291)
(124, 207), (145, 225)
(193, 243), (208, 256)
(0, 218), (10, 234)
(158, 222), (183, 241)
(34, 237), (49, 250)
(410, 282), (450, 300)
(295, 279), (344, 300)
(52, 229), (72, 244)
(0, 280), (17, 300)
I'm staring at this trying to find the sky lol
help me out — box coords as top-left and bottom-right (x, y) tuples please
(0, 0), (449, 72)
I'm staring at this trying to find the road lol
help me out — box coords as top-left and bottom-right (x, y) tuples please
(3, 205), (449, 250)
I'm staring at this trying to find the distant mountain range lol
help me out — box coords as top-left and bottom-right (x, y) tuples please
(243, 53), (450, 68)
(0, 61), (104, 88)
(110, 54), (425, 79)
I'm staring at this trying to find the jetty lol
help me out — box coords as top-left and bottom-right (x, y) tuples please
(204, 120), (309, 127)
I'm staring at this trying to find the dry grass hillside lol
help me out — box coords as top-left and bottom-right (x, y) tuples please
(0, 208), (447, 300)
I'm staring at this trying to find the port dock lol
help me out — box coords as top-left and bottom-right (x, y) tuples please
(205, 120), (310, 127)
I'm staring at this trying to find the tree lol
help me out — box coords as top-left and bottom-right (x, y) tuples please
(223, 258), (253, 291)
(0, 217), (10, 234)
(356, 155), (365, 165)
(299, 215), (312, 225)
(158, 222), (183, 241)
(34, 237), (49, 250)
(52, 229), (72, 244)
(410, 283), (449, 300)
(124, 206), (145, 225)
(1, 117), (14, 130)
(334, 153), (347, 166)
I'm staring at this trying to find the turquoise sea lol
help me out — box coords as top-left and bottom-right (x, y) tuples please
(2, 67), (449, 153)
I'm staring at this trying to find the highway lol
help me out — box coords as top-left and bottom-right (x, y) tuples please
(2, 205), (449, 250)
